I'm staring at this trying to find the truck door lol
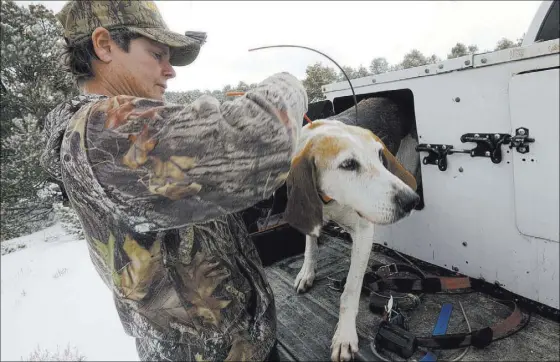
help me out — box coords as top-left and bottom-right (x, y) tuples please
(508, 67), (559, 242)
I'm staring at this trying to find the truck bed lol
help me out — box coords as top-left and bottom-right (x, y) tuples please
(264, 234), (560, 361)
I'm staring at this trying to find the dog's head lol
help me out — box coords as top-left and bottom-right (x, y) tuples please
(285, 120), (419, 237)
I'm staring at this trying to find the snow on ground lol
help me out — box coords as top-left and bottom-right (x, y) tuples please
(1, 223), (138, 361)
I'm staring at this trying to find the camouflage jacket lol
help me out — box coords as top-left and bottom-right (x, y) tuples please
(40, 72), (308, 361)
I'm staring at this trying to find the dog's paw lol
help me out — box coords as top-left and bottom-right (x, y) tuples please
(294, 263), (315, 293)
(330, 323), (359, 362)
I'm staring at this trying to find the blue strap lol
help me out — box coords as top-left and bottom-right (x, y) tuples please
(432, 303), (454, 336)
(420, 351), (438, 361)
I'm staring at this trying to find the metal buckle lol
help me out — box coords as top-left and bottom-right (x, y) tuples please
(382, 295), (407, 327)
(377, 263), (399, 278)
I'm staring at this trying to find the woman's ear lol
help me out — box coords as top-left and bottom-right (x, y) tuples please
(91, 27), (113, 63)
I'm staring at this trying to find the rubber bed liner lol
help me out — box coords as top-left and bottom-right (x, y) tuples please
(264, 234), (560, 361)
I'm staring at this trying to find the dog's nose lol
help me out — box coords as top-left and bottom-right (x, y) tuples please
(395, 191), (420, 213)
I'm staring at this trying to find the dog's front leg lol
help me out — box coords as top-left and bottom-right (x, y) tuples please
(294, 234), (318, 293)
(331, 222), (374, 362)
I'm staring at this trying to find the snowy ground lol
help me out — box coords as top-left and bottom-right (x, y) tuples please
(1, 223), (138, 361)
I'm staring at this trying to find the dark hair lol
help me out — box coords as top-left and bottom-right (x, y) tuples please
(61, 28), (143, 87)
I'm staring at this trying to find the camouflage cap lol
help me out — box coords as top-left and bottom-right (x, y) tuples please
(56, 0), (205, 66)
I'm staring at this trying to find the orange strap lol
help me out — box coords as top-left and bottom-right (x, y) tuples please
(225, 91), (246, 97)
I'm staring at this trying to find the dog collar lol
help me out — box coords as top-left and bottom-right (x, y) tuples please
(319, 192), (334, 204)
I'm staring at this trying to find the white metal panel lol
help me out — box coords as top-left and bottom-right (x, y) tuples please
(432, 55), (474, 75)
(473, 39), (559, 68)
(325, 53), (560, 309)
(323, 39), (559, 97)
(322, 55), (473, 93)
(509, 68), (559, 242)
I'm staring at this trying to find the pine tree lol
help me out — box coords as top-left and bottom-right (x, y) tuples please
(302, 62), (338, 102)
(1, 116), (60, 240)
(1, 1), (78, 241)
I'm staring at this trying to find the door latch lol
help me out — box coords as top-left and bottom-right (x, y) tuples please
(416, 127), (535, 171)
(460, 133), (510, 164)
(507, 127), (535, 154)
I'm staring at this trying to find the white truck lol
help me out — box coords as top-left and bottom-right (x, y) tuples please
(321, 0), (559, 311)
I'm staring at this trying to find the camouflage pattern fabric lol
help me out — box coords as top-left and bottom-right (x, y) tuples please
(56, 0), (203, 66)
(40, 72), (308, 361)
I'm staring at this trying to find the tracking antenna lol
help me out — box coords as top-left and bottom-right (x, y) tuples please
(248, 45), (359, 122)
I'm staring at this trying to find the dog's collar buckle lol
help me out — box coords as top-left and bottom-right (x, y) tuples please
(377, 263), (399, 278)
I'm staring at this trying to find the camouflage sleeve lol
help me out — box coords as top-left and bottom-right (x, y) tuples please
(84, 72), (307, 232)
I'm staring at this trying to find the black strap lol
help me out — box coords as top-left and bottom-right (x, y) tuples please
(370, 262), (424, 278)
(367, 263), (470, 314)
(370, 276), (472, 294)
(367, 263), (529, 351)
(416, 300), (528, 349)
(366, 263), (471, 294)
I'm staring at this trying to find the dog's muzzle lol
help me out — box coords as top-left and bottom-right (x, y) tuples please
(394, 191), (420, 215)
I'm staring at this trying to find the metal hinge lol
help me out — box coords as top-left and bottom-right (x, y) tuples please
(415, 144), (454, 171)
(416, 127), (535, 171)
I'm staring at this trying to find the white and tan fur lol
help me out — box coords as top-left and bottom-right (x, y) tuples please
(284, 119), (419, 362)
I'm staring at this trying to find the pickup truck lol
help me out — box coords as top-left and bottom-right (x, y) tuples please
(247, 1), (559, 361)
(321, 0), (559, 311)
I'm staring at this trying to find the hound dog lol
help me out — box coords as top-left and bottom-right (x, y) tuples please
(284, 97), (420, 362)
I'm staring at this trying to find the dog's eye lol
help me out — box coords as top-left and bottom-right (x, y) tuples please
(379, 149), (388, 168)
(339, 158), (360, 171)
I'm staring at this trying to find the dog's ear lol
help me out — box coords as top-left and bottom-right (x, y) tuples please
(284, 144), (323, 237)
(372, 134), (417, 191)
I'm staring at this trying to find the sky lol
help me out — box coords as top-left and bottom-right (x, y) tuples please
(18, 0), (543, 92)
